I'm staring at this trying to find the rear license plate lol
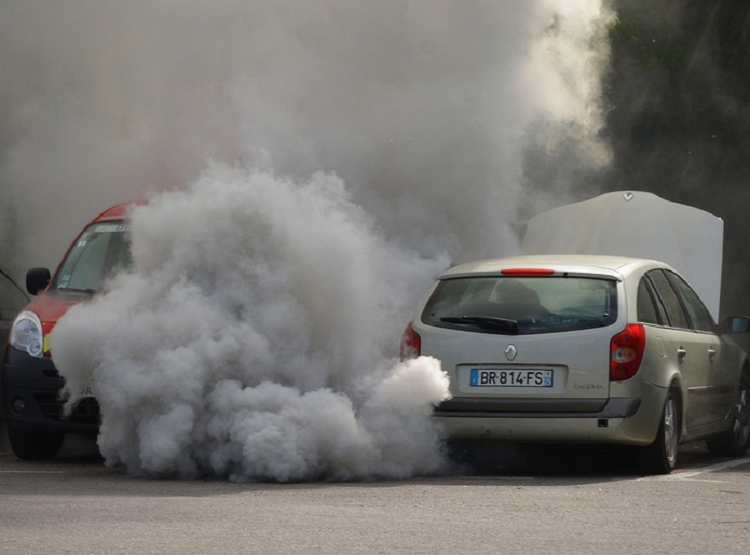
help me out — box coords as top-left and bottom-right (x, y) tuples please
(470, 369), (553, 388)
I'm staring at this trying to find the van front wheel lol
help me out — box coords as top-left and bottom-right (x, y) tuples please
(8, 429), (64, 460)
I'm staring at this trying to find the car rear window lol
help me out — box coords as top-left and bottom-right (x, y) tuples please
(421, 276), (617, 335)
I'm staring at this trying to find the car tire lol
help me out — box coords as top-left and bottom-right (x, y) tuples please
(706, 371), (750, 457)
(8, 429), (65, 460)
(638, 389), (680, 475)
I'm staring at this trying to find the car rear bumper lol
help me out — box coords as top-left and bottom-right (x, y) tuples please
(1, 345), (99, 436)
(434, 396), (662, 446)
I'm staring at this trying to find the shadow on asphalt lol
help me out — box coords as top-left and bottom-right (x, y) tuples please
(1, 415), (739, 483)
(445, 440), (716, 478)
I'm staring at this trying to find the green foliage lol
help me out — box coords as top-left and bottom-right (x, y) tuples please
(602, 0), (750, 317)
(609, 12), (690, 72)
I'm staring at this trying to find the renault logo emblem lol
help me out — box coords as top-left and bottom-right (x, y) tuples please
(504, 344), (518, 361)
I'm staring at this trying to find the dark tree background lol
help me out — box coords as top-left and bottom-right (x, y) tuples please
(601, 0), (750, 317)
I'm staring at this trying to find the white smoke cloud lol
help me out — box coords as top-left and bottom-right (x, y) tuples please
(2, 0), (616, 480)
(51, 167), (451, 480)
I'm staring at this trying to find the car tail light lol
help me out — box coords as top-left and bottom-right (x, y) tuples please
(610, 324), (646, 380)
(400, 322), (421, 360)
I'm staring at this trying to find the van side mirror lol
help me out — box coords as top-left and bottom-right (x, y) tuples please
(26, 267), (51, 296)
(721, 316), (750, 334)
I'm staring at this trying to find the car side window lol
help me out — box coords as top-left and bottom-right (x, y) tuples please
(637, 276), (665, 325)
(665, 271), (714, 332)
(647, 269), (690, 330)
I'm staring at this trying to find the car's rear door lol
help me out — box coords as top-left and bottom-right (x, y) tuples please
(665, 271), (736, 426)
(647, 269), (730, 428)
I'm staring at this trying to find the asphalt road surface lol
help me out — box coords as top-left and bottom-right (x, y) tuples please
(1, 434), (749, 555)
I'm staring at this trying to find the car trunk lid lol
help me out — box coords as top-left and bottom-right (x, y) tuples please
(417, 323), (615, 407)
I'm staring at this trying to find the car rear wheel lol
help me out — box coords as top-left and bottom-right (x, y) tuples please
(638, 389), (679, 475)
(706, 372), (750, 457)
(8, 429), (65, 460)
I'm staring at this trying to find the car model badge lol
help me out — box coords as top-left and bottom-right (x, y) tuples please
(504, 344), (518, 361)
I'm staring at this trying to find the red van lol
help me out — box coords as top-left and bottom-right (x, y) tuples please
(1, 203), (132, 459)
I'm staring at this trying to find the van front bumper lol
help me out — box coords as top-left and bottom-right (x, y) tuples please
(1, 345), (99, 436)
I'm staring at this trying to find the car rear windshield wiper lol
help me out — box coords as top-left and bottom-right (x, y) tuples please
(441, 316), (519, 334)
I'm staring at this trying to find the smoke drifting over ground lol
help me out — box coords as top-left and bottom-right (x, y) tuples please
(2, 1), (615, 480)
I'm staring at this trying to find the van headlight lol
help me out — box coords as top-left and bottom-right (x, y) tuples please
(10, 311), (44, 358)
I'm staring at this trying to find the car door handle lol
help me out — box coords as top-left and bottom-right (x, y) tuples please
(677, 347), (687, 361)
(708, 347), (717, 362)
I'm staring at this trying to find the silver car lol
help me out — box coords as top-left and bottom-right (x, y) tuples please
(401, 254), (750, 474)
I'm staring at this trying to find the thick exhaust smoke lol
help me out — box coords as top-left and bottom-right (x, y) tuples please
(52, 169), (452, 480)
(2, 1), (615, 480)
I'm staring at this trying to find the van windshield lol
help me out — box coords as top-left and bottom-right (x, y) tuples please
(51, 221), (132, 293)
(421, 276), (617, 335)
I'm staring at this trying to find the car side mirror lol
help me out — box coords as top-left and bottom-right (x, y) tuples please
(26, 267), (51, 296)
(720, 316), (750, 334)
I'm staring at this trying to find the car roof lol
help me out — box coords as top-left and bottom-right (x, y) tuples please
(89, 202), (134, 223)
(441, 254), (671, 280)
